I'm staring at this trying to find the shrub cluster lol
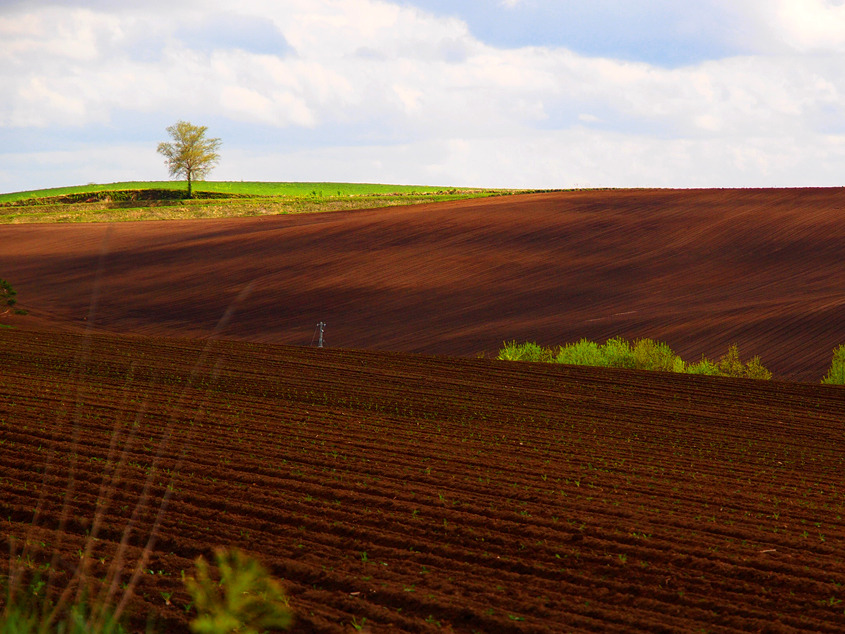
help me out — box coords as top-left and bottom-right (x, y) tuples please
(498, 337), (773, 380)
(822, 344), (845, 385)
(497, 340), (554, 363)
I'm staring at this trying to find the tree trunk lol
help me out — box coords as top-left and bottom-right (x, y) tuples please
(187, 172), (193, 199)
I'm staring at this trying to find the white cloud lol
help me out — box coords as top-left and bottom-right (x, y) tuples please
(0, 143), (161, 193)
(207, 127), (845, 190)
(2, 0), (845, 190)
(772, 0), (845, 51)
(392, 84), (424, 114)
(0, 7), (107, 61)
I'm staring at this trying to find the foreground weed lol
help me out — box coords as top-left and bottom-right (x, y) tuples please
(1, 564), (128, 634)
(184, 548), (292, 634)
(0, 598), (128, 634)
(1, 235), (292, 631)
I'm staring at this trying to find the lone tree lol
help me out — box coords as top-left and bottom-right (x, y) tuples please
(157, 121), (221, 198)
(0, 278), (17, 315)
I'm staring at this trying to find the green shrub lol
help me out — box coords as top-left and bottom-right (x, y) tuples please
(497, 341), (553, 362)
(717, 344), (746, 378)
(498, 337), (772, 380)
(555, 339), (607, 367)
(497, 341), (523, 361)
(552, 337), (683, 372)
(744, 355), (773, 380)
(687, 357), (720, 376)
(685, 346), (772, 379)
(712, 344), (773, 380)
(601, 336), (636, 369)
(631, 338), (683, 372)
(822, 344), (845, 385)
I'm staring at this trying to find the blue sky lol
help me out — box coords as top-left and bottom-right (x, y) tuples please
(403, 0), (747, 66)
(2, 0), (845, 192)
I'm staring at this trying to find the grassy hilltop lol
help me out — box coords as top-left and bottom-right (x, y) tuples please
(0, 181), (523, 223)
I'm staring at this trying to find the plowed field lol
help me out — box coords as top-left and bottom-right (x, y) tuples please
(3, 329), (845, 632)
(1, 188), (844, 381)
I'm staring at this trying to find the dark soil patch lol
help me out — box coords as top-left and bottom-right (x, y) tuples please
(2, 330), (845, 632)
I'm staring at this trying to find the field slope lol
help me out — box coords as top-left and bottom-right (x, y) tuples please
(2, 329), (845, 632)
(1, 188), (843, 380)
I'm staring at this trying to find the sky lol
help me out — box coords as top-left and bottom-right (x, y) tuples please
(2, 0), (845, 192)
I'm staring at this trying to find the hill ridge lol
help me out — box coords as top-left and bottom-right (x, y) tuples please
(1, 188), (843, 381)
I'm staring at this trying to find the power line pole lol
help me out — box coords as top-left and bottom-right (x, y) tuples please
(316, 321), (326, 348)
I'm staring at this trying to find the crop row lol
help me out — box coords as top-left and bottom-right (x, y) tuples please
(2, 329), (845, 631)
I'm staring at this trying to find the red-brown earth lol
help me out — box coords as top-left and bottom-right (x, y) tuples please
(2, 189), (845, 632)
(1, 188), (844, 381)
(3, 329), (845, 632)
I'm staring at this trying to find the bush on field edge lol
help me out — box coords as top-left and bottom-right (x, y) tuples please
(822, 344), (845, 385)
(498, 338), (773, 380)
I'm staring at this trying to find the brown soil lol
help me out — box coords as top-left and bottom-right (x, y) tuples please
(2, 329), (845, 632)
(1, 188), (844, 381)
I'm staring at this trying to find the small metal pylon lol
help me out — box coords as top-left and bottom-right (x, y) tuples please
(316, 321), (326, 348)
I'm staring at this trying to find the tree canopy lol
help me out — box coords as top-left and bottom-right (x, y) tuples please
(156, 121), (221, 198)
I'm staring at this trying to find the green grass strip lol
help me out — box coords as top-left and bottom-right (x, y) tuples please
(0, 182), (528, 224)
(0, 181), (502, 204)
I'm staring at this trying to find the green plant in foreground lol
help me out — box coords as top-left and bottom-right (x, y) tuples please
(184, 547), (292, 634)
(0, 574), (127, 634)
(822, 344), (845, 385)
(2, 548), (292, 634)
